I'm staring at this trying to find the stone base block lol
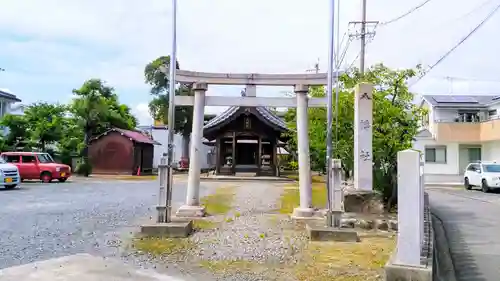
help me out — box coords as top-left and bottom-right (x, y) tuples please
(344, 190), (385, 214)
(175, 205), (206, 218)
(291, 207), (315, 220)
(306, 224), (360, 242)
(385, 263), (432, 281)
(140, 221), (193, 238)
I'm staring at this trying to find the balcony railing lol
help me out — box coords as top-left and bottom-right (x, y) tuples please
(434, 116), (500, 142)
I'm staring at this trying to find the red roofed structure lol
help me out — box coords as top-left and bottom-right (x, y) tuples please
(88, 128), (161, 175)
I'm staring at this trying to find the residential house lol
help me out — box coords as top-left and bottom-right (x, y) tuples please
(0, 89), (23, 135)
(0, 89), (22, 116)
(9, 104), (26, 116)
(414, 95), (500, 176)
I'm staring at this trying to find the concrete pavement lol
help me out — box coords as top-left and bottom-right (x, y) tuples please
(428, 187), (500, 281)
(0, 254), (189, 281)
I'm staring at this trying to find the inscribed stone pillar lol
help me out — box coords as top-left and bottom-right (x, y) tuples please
(176, 82), (207, 217)
(395, 149), (423, 266)
(292, 84), (314, 218)
(354, 83), (374, 191)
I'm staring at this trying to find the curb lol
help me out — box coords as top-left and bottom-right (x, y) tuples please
(431, 213), (457, 281)
(425, 183), (461, 187)
(199, 177), (294, 183)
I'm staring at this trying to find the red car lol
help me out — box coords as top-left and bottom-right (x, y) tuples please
(0, 152), (71, 183)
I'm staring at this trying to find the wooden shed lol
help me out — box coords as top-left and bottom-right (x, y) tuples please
(88, 128), (161, 175)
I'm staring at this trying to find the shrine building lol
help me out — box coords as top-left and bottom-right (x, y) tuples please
(202, 104), (289, 176)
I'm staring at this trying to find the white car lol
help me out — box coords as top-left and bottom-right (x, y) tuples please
(464, 161), (500, 192)
(0, 157), (20, 189)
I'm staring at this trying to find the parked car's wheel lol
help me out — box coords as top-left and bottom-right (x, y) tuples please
(464, 177), (472, 190)
(58, 178), (67, 183)
(4, 184), (17, 190)
(482, 179), (490, 193)
(40, 172), (52, 183)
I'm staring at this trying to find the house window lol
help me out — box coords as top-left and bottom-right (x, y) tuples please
(457, 112), (479, 122)
(425, 146), (447, 163)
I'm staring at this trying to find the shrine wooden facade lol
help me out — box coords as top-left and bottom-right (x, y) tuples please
(203, 106), (289, 176)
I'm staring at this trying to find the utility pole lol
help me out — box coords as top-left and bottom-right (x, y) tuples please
(306, 58), (320, 74)
(156, 0), (178, 224)
(348, 0), (378, 73)
(360, 0), (367, 74)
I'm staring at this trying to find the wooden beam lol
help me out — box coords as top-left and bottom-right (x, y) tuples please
(231, 132), (236, 175)
(257, 136), (262, 176)
(176, 70), (340, 86)
(215, 137), (221, 175)
(273, 138), (278, 177)
(174, 96), (327, 107)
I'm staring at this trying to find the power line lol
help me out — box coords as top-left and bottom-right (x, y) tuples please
(338, 38), (352, 67)
(333, 31), (347, 62)
(380, 0), (434, 26)
(419, 0), (496, 34)
(346, 37), (374, 71)
(411, 2), (500, 87)
(449, 0), (496, 23)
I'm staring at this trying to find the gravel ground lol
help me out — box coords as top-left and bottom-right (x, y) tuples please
(0, 178), (213, 274)
(141, 182), (309, 281)
(195, 182), (301, 262)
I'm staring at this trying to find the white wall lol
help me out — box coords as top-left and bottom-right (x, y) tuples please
(427, 104), (435, 136)
(150, 128), (212, 169)
(1, 101), (21, 136)
(9, 103), (24, 115)
(481, 141), (500, 161)
(412, 138), (460, 175)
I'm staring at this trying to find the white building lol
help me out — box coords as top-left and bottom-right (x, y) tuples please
(0, 89), (23, 135)
(9, 104), (26, 116)
(414, 95), (500, 176)
(137, 125), (212, 169)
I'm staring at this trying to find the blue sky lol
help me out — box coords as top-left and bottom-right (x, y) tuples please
(1, 0), (500, 125)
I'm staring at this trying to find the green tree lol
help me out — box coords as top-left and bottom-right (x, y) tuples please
(23, 102), (67, 151)
(70, 78), (137, 160)
(0, 114), (31, 151)
(144, 56), (193, 157)
(57, 116), (85, 165)
(284, 64), (425, 208)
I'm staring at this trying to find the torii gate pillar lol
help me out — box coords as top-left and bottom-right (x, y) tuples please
(292, 84), (314, 218)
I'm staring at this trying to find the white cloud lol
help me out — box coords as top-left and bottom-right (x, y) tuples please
(133, 103), (152, 126)
(1, 0), (500, 114)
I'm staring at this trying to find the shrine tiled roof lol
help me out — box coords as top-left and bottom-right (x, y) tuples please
(203, 106), (288, 133)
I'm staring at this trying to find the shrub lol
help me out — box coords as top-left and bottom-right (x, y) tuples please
(75, 161), (92, 177)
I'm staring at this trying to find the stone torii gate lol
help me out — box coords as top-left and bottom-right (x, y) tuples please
(172, 70), (374, 218)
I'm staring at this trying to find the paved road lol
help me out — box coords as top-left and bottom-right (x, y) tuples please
(429, 187), (500, 281)
(0, 178), (212, 270)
